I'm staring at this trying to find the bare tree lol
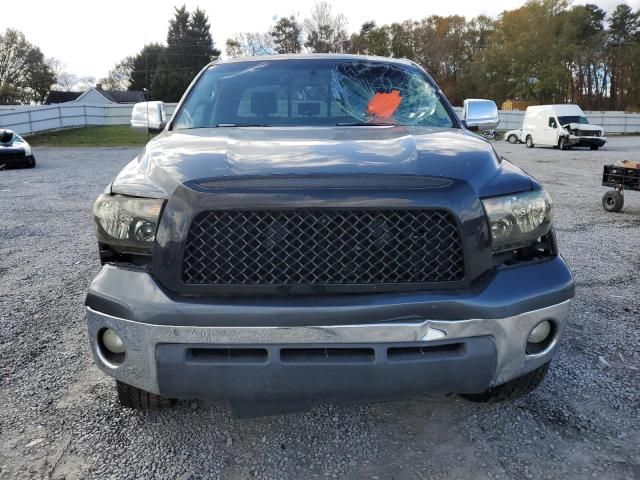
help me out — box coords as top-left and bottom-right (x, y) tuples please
(225, 33), (275, 57)
(72, 76), (97, 92)
(47, 58), (78, 91)
(100, 57), (134, 90)
(303, 2), (348, 53)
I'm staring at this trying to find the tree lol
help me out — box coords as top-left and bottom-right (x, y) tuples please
(100, 57), (134, 90)
(389, 21), (416, 59)
(100, 2), (640, 110)
(303, 2), (348, 53)
(225, 38), (243, 58)
(475, 0), (575, 106)
(128, 43), (166, 92)
(0, 29), (55, 104)
(271, 16), (302, 54)
(47, 58), (78, 91)
(151, 6), (220, 102)
(188, 8), (219, 68)
(606, 4), (640, 109)
(225, 32), (274, 57)
(347, 22), (390, 56)
(563, 4), (607, 108)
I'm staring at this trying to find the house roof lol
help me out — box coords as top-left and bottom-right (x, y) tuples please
(44, 91), (83, 104)
(45, 88), (146, 105)
(95, 89), (146, 104)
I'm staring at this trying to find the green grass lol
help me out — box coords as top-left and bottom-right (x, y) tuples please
(26, 125), (155, 147)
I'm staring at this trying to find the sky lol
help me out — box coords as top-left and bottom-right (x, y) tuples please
(1, 0), (638, 81)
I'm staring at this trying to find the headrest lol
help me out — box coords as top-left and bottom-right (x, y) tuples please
(251, 91), (278, 116)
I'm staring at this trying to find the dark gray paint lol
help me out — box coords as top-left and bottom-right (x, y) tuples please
(155, 337), (496, 416)
(85, 256), (574, 327)
(111, 126), (533, 200)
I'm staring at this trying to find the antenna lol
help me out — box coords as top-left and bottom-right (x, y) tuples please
(144, 88), (150, 142)
(145, 53), (150, 142)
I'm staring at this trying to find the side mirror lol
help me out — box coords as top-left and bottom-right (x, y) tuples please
(462, 99), (499, 132)
(131, 101), (167, 133)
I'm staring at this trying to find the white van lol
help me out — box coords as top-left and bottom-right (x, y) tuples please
(522, 104), (606, 150)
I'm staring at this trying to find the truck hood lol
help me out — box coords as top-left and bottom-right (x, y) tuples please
(562, 123), (602, 131)
(112, 126), (533, 198)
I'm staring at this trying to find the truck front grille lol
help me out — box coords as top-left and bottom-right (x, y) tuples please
(574, 129), (601, 137)
(182, 209), (464, 286)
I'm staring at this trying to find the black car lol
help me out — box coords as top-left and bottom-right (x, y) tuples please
(0, 129), (36, 169)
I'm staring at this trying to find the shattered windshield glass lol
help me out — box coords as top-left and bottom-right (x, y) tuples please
(331, 62), (439, 125)
(172, 59), (455, 129)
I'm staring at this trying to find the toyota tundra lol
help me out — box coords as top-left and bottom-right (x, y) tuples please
(85, 54), (574, 416)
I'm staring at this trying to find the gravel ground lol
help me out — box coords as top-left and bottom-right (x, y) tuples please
(0, 139), (638, 480)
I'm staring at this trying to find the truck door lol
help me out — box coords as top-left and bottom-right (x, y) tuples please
(541, 117), (558, 146)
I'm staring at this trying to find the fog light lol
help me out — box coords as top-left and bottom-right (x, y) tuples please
(528, 320), (551, 344)
(102, 328), (125, 354)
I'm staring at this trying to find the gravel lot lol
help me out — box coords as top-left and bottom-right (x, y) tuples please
(0, 138), (638, 480)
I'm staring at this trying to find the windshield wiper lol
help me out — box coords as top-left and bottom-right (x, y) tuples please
(336, 121), (396, 126)
(215, 123), (272, 127)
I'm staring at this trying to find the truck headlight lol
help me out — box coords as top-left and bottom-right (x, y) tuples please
(482, 189), (553, 252)
(92, 194), (164, 255)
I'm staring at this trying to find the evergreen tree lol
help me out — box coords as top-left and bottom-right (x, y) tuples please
(188, 8), (220, 66)
(151, 6), (220, 102)
(271, 16), (302, 54)
(128, 43), (166, 94)
(606, 4), (640, 109)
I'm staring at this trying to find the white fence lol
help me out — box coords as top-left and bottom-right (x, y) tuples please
(0, 103), (178, 136)
(0, 102), (639, 135)
(496, 110), (640, 133)
(453, 107), (640, 133)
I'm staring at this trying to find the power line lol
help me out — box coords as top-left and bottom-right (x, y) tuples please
(137, 44), (223, 50)
(129, 66), (205, 74)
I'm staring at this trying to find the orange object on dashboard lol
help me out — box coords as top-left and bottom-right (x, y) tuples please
(367, 90), (402, 119)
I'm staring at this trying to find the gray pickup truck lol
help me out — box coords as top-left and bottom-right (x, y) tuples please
(86, 54), (574, 416)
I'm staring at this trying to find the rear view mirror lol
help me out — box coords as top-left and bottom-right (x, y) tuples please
(462, 99), (499, 132)
(131, 101), (167, 133)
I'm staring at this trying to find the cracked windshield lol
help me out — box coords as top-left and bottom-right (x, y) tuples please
(172, 59), (454, 129)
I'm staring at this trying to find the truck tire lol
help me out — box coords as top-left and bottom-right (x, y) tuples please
(558, 137), (567, 150)
(460, 362), (550, 403)
(507, 134), (518, 144)
(116, 380), (173, 410)
(525, 136), (534, 148)
(602, 190), (624, 212)
(26, 156), (36, 168)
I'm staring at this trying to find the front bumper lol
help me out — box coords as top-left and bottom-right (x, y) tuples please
(568, 135), (607, 147)
(85, 256), (574, 411)
(0, 151), (33, 167)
